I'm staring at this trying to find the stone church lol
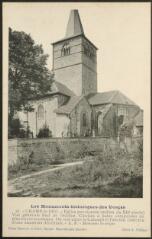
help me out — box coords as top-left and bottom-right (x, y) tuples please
(18, 9), (143, 138)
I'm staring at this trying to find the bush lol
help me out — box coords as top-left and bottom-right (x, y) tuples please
(8, 116), (33, 138)
(8, 117), (22, 138)
(37, 125), (52, 138)
(75, 144), (143, 187)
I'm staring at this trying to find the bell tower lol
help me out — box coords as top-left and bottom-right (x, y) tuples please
(52, 9), (98, 96)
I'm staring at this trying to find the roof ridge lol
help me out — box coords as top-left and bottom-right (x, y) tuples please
(55, 95), (87, 115)
(53, 80), (75, 96)
(68, 95), (84, 114)
(88, 90), (137, 106)
(108, 90), (119, 103)
(117, 90), (137, 106)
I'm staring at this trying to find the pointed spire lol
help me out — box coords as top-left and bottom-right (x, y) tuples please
(65, 9), (84, 38)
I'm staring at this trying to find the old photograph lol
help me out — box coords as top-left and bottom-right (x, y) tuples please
(8, 5), (145, 198)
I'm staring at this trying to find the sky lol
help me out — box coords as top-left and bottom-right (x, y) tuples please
(4, 2), (150, 109)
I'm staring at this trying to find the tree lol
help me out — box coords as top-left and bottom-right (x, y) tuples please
(9, 28), (53, 119)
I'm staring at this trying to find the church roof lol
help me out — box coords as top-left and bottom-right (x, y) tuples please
(28, 81), (75, 101)
(87, 90), (137, 106)
(54, 95), (83, 114)
(50, 81), (75, 97)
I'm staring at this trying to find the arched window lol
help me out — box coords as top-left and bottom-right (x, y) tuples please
(61, 42), (70, 56)
(38, 104), (44, 119)
(82, 113), (87, 127)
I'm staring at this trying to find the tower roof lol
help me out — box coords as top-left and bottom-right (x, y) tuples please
(65, 9), (84, 38)
(52, 9), (98, 49)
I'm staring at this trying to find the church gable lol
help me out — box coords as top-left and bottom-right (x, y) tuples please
(54, 95), (91, 115)
(54, 96), (82, 115)
(54, 96), (92, 137)
(50, 81), (75, 97)
(70, 96), (91, 116)
(70, 97), (92, 137)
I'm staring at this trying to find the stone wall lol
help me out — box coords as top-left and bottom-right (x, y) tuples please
(56, 114), (70, 137)
(8, 137), (118, 166)
(53, 36), (83, 96)
(8, 136), (142, 166)
(70, 97), (92, 136)
(82, 37), (97, 95)
(53, 35), (97, 96)
(92, 104), (140, 137)
(18, 96), (58, 138)
(102, 106), (116, 137)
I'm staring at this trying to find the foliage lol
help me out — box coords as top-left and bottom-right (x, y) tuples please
(136, 138), (143, 161)
(119, 120), (135, 137)
(9, 28), (53, 119)
(37, 125), (52, 138)
(8, 115), (33, 138)
(60, 144), (143, 188)
(8, 117), (20, 138)
(83, 145), (143, 186)
(8, 139), (143, 197)
(8, 117), (27, 138)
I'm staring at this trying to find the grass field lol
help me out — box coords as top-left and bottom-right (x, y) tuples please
(8, 143), (143, 198)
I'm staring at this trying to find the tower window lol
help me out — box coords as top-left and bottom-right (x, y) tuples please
(61, 42), (70, 56)
(38, 104), (44, 119)
(83, 43), (95, 60)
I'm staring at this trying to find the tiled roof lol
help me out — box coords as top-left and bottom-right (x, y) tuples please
(134, 110), (143, 126)
(50, 81), (75, 97)
(87, 90), (137, 106)
(28, 81), (75, 101)
(54, 96), (83, 114)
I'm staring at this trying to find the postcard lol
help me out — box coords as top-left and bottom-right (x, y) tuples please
(2, 2), (151, 237)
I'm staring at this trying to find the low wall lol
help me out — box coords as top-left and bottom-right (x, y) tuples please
(8, 137), (118, 166)
(8, 136), (142, 166)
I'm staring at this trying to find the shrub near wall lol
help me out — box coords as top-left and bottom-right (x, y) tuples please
(8, 137), (118, 166)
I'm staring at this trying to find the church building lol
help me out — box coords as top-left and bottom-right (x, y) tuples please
(18, 9), (142, 138)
